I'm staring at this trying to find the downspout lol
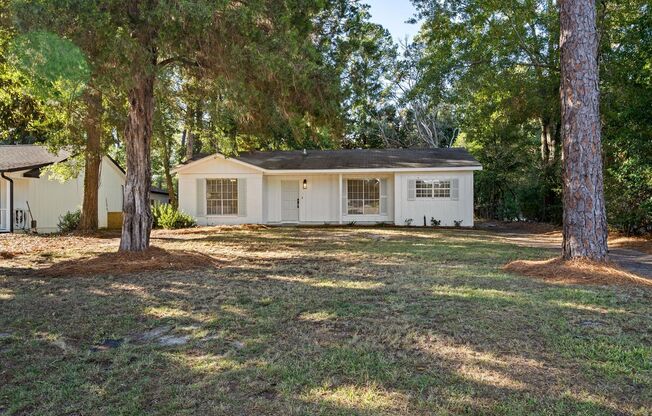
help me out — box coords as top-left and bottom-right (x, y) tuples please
(1, 172), (13, 233)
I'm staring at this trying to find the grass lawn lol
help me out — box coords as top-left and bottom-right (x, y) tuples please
(1, 227), (651, 415)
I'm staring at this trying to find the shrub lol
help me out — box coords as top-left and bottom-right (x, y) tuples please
(152, 203), (196, 229)
(430, 217), (441, 227)
(58, 209), (81, 232)
(454, 219), (463, 227)
(404, 218), (413, 226)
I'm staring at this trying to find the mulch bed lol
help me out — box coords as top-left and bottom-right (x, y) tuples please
(39, 246), (222, 277)
(504, 256), (652, 287)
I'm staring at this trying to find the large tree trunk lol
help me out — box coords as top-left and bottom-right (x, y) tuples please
(79, 87), (103, 232)
(560, 0), (608, 261)
(119, 72), (155, 252)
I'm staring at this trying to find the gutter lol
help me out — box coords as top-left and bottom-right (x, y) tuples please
(1, 171), (13, 233)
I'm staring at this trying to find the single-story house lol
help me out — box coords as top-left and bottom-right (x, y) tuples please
(173, 148), (482, 227)
(0, 145), (125, 233)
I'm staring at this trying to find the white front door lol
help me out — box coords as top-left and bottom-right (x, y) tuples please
(281, 180), (299, 222)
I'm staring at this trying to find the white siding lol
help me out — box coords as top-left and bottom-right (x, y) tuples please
(394, 171), (474, 227)
(265, 175), (340, 223)
(6, 156), (125, 233)
(97, 158), (126, 228)
(176, 155), (477, 227)
(177, 156), (263, 225)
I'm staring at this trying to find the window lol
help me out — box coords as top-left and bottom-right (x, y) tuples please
(347, 179), (380, 215)
(206, 178), (238, 215)
(416, 180), (450, 198)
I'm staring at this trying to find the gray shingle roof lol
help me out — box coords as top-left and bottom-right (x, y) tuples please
(186, 148), (481, 170)
(0, 145), (71, 172)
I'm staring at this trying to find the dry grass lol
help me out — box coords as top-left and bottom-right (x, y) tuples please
(503, 257), (652, 287)
(2, 226), (651, 415)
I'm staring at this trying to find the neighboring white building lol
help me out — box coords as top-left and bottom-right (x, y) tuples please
(173, 148), (482, 227)
(0, 145), (126, 233)
(150, 186), (171, 205)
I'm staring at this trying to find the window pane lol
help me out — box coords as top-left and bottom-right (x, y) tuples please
(206, 178), (238, 215)
(416, 180), (432, 198)
(347, 199), (363, 215)
(366, 179), (380, 199)
(364, 199), (379, 214)
(433, 180), (451, 198)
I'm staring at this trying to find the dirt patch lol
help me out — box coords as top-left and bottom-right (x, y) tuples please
(476, 220), (560, 234)
(42, 246), (221, 277)
(503, 257), (652, 287)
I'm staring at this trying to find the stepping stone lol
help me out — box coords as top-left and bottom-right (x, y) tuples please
(158, 335), (190, 346)
(131, 325), (173, 343)
(90, 338), (124, 352)
(579, 319), (604, 329)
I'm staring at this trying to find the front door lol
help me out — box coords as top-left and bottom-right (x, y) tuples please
(281, 180), (299, 222)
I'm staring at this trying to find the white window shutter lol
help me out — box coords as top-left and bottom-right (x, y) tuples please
(407, 179), (416, 201)
(237, 178), (247, 217)
(196, 179), (205, 216)
(450, 178), (459, 201)
(380, 178), (388, 215)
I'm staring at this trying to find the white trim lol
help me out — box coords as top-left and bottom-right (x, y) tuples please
(338, 173), (342, 224)
(172, 152), (482, 175)
(260, 166), (482, 174)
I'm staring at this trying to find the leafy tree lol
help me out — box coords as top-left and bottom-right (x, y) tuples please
(12, 0), (342, 251)
(600, 1), (652, 235)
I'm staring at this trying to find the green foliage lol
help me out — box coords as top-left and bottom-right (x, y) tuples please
(600, 1), (652, 234)
(152, 203), (196, 230)
(40, 156), (84, 183)
(7, 31), (89, 100)
(430, 217), (441, 227)
(414, 0), (650, 232)
(57, 209), (80, 232)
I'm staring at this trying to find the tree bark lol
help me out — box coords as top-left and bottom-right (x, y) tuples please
(560, 0), (608, 261)
(540, 119), (557, 164)
(119, 72), (155, 252)
(161, 138), (177, 208)
(78, 87), (103, 232)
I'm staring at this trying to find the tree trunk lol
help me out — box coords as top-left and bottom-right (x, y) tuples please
(78, 87), (103, 232)
(161, 139), (177, 208)
(540, 119), (550, 162)
(119, 72), (155, 252)
(560, 0), (608, 261)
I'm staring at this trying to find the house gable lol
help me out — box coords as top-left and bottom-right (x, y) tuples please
(174, 154), (263, 176)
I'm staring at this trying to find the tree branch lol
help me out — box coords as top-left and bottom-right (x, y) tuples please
(157, 56), (199, 67)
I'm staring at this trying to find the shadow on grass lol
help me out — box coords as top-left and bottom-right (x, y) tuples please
(1, 228), (650, 414)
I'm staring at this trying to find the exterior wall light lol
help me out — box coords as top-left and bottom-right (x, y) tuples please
(303, 179), (307, 189)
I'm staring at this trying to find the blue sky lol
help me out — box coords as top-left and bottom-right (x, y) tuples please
(364, 0), (420, 42)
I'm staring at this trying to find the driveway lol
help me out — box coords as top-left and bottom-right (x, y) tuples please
(477, 223), (652, 279)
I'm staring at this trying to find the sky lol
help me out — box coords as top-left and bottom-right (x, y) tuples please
(364, 0), (420, 43)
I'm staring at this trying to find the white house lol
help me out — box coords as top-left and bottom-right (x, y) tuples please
(0, 145), (126, 233)
(173, 148), (482, 227)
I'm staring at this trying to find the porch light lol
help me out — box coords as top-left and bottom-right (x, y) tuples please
(303, 179), (307, 189)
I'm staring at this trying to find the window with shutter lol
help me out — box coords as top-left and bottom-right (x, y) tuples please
(206, 178), (238, 215)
